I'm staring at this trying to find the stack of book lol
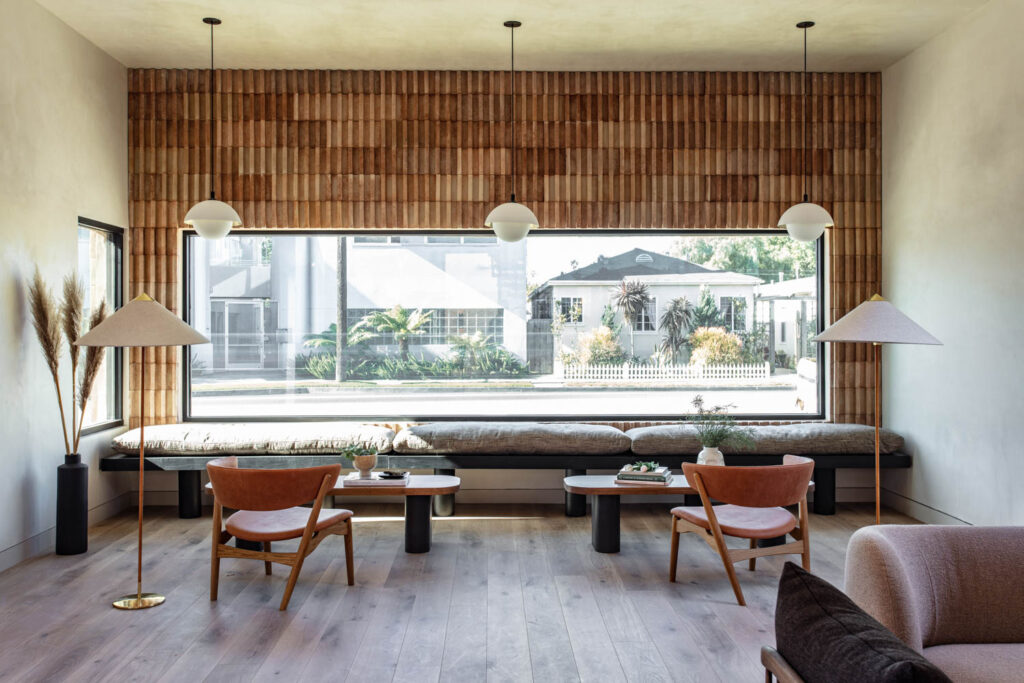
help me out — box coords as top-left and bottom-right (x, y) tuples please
(342, 471), (410, 487)
(615, 464), (673, 486)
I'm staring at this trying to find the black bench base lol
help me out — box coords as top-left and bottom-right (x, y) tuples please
(99, 451), (910, 519)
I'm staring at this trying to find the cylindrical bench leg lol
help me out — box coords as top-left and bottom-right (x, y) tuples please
(565, 468), (587, 517)
(433, 469), (455, 517)
(405, 495), (433, 553)
(178, 470), (202, 519)
(812, 468), (836, 515)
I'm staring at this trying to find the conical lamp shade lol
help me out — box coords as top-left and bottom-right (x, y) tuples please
(814, 295), (941, 345)
(485, 201), (538, 242)
(76, 294), (210, 348)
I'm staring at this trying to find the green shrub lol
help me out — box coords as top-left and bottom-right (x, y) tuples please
(575, 326), (627, 365)
(689, 326), (744, 365)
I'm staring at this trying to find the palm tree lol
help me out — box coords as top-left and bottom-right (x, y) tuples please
(659, 296), (694, 364)
(612, 280), (651, 357)
(361, 305), (433, 361)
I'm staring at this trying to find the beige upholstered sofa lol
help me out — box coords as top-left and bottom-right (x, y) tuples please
(845, 525), (1024, 682)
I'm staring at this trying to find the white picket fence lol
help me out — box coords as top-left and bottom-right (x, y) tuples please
(561, 362), (770, 382)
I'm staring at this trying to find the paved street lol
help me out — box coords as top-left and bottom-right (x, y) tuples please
(192, 386), (815, 418)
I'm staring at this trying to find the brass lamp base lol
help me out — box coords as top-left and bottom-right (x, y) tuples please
(112, 593), (166, 610)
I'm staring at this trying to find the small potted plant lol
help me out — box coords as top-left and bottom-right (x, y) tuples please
(341, 444), (379, 479)
(688, 394), (754, 466)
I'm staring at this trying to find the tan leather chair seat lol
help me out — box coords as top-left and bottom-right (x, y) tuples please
(672, 504), (797, 539)
(227, 507), (353, 542)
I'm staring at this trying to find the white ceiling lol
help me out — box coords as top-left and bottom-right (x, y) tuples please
(38, 0), (987, 72)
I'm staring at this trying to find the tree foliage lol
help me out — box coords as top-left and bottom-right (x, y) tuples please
(612, 280), (651, 356)
(658, 296), (694, 363)
(671, 235), (815, 282)
(692, 286), (724, 329)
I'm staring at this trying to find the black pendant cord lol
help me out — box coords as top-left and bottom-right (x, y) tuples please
(802, 24), (809, 203)
(509, 24), (516, 203)
(209, 20), (216, 201)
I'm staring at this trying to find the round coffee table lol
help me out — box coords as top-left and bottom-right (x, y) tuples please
(564, 474), (698, 553)
(330, 474), (460, 553)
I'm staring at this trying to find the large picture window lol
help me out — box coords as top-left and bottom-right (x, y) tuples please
(185, 231), (823, 420)
(77, 218), (123, 431)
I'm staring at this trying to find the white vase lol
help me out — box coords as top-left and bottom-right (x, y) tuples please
(697, 446), (724, 466)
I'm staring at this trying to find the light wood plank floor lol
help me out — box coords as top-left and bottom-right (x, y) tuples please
(0, 503), (915, 682)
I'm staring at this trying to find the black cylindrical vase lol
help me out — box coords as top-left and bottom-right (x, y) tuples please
(56, 454), (88, 555)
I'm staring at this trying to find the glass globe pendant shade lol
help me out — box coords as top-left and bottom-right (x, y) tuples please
(778, 201), (834, 243)
(485, 201), (538, 243)
(184, 198), (242, 240)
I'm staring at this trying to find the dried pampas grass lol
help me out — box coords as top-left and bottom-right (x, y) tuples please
(29, 268), (111, 455)
(29, 268), (70, 453)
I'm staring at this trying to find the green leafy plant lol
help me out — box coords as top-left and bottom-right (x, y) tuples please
(339, 444), (377, 458)
(357, 305), (433, 361)
(574, 325), (627, 365)
(628, 460), (661, 472)
(688, 395), (754, 450)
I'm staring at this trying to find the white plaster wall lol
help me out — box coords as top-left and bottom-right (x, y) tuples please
(881, 0), (1024, 525)
(0, 0), (128, 570)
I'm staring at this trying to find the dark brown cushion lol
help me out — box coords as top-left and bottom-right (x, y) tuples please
(775, 563), (952, 683)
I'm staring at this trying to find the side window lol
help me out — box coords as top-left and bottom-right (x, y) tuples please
(77, 219), (123, 430)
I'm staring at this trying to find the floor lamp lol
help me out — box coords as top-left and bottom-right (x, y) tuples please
(814, 294), (940, 524)
(76, 293), (209, 609)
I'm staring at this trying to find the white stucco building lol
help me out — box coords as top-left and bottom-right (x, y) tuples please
(529, 248), (761, 363)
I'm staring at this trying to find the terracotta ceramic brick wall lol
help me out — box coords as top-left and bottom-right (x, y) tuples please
(127, 69), (881, 427)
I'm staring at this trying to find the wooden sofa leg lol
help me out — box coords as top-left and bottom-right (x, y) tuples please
(433, 469), (455, 517)
(565, 469), (587, 517)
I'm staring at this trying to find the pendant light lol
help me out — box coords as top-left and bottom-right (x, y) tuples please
(779, 21), (834, 243)
(486, 20), (539, 243)
(184, 17), (241, 240)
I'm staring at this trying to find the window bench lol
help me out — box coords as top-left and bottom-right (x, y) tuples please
(100, 421), (910, 519)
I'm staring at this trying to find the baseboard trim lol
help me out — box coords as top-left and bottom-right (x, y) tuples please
(0, 492), (130, 574)
(881, 489), (970, 525)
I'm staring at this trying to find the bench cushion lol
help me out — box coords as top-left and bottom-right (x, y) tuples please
(628, 423), (905, 456)
(111, 423), (394, 455)
(393, 422), (631, 455)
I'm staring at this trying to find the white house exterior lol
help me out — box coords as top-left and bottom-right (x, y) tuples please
(190, 234), (527, 374)
(530, 249), (761, 363)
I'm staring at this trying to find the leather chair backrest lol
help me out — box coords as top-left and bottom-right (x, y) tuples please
(206, 456), (341, 511)
(682, 454), (814, 508)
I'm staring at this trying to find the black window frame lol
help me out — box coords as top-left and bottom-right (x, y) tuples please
(182, 228), (826, 423)
(77, 216), (124, 436)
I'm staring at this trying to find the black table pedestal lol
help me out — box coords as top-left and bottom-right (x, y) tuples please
(591, 495), (621, 553)
(405, 495), (433, 553)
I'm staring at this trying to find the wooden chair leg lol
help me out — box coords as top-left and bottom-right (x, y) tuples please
(264, 541), (273, 575)
(749, 538), (757, 571)
(669, 517), (680, 582)
(210, 502), (222, 602)
(799, 500), (811, 571)
(280, 554), (307, 611)
(344, 522), (355, 586)
(211, 550), (221, 602)
(718, 547), (746, 606)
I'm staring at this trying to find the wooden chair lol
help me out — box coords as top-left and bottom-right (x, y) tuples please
(669, 455), (814, 606)
(207, 456), (354, 610)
